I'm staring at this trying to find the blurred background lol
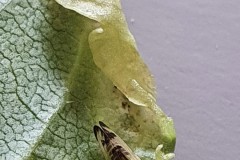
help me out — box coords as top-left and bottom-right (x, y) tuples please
(121, 0), (240, 159)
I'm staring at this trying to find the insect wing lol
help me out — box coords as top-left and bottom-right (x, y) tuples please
(94, 121), (141, 160)
(94, 125), (110, 160)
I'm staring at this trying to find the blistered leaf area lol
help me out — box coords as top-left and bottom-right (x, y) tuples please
(0, 0), (176, 160)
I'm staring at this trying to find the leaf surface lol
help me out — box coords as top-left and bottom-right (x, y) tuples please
(0, 0), (176, 159)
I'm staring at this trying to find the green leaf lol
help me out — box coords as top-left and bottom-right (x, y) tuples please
(0, 0), (176, 160)
(56, 0), (157, 107)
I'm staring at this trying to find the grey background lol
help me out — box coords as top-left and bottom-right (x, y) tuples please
(121, 1), (240, 160)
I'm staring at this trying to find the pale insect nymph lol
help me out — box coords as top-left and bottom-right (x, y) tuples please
(93, 121), (141, 160)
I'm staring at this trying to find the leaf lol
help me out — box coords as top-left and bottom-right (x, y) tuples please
(0, 0), (176, 160)
(56, 0), (156, 107)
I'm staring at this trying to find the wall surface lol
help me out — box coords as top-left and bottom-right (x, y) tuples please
(121, 1), (240, 159)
